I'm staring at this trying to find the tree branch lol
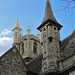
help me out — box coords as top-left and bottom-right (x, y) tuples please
(55, 0), (75, 12)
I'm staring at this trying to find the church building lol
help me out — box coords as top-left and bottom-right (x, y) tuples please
(0, 0), (75, 75)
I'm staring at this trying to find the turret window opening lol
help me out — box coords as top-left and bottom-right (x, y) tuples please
(41, 45), (43, 48)
(44, 51), (46, 54)
(56, 51), (58, 53)
(54, 27), (56, 30)
(44, 28), (46, 31)
(33, 42), (37, 54)
(48, 37), (53, 44)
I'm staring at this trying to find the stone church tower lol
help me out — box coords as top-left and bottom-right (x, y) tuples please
(12, 18), (22, 50)
(37, 0), (62, 72)
(12, 19), (42, 64)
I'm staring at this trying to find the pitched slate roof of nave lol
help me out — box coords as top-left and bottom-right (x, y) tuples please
(60, 30), (75, 51)
(60, 30), (75, 58)
(26, 54), (43, 73)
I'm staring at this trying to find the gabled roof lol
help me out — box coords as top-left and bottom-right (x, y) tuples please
(60, 30), (75, 51)
(60, 35), (71, 49)
(26, 54), (43, 73)
(0, 46), (18, 58)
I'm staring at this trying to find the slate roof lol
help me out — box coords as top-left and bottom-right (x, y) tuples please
(60, 35), (71, 50)
(26, 54), (43, 73)
(60, 30), (75, 51)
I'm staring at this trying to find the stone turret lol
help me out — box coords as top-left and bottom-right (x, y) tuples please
(12, 18), (22, 50)
(21, 26), (42, 64)
(37, 0), (63, 73)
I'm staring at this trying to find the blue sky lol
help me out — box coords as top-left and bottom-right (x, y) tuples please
(0, 0), (75, 56)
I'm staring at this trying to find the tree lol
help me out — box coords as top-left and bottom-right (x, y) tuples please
(57, 0), (75, 11)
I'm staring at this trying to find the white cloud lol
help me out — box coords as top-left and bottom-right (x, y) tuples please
(0, 29), (11, 36)
(0, 37), (13, 56)
(0, 37), (13, 46)
(0, 29), (13, 56)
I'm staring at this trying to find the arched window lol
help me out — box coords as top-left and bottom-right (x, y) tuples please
(48, 37), (53, 44)
(33, 42), (37, 54)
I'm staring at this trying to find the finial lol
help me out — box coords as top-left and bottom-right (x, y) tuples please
(47, 0), (49, 2)
(27, 26), (30, 31)
(27, 26), (31, 35)
(16, 18), (19, 27)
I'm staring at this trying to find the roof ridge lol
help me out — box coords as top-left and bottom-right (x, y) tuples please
(61, 30), (75, 51)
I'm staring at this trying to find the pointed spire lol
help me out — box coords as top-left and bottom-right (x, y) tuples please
(13, 18), (22, 31)
(41, 0), (57, 24)
(27, 26), (31, 35)
(37, 31), (40, 39)
(37, 0), (63, 30)
(27, 26), (30, 31)
(47, 0), (49, 3)
(15, 18), (21, 28)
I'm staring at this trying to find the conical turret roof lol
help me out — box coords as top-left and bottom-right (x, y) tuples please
(15, 18), (20, 28)
(37, 0), (63, 30)
(42, 0), (57, 24)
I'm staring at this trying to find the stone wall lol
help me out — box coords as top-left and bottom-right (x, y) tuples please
(20, 35), (42, 59)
